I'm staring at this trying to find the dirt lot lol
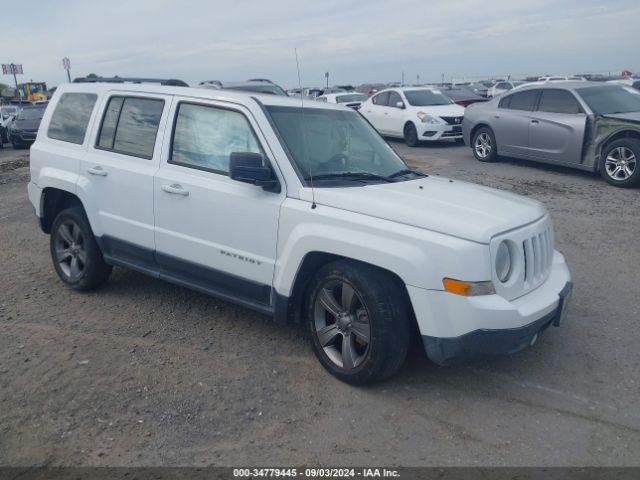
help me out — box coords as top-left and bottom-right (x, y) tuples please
(1, 141), (639, 467)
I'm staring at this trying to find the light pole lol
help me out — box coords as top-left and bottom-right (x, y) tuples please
(63, 57), (71, 82)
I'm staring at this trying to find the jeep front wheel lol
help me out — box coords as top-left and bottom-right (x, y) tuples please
(305, 261), (410, 384)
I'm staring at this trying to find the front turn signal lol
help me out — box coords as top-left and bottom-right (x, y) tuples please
(443, 278), (495, 297)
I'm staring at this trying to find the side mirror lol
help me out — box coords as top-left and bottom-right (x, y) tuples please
(396, 101), (405, 109)
(229, 152), (280, 193)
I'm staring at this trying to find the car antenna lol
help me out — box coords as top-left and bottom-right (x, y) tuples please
(295, 48), (316, 210)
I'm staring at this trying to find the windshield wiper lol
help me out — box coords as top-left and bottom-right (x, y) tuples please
(305, 172), (393, 183)
(387, 168), (426, 179)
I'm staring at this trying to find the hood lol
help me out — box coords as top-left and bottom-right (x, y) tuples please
(306, 176), (546, 244)
(13, 117), (41, 131)
(602, 111), (640, 124)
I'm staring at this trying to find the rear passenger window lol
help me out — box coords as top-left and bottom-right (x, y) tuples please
(505, 90), (539, 111)
(97, 96), (164, 159)
(47, 93), (97, 144)
(537, 89), (582, 114)
(170, 103), (263, 174)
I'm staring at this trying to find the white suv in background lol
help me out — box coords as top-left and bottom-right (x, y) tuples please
(28, 78), (572, 384)
(487, 80), (526, 97)
(359, 87), (466, 146)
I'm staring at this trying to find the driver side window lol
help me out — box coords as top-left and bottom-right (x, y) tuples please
(170, 102), (264, 175)
(372, 92), (390, 106)
(387, 91), (403, 108)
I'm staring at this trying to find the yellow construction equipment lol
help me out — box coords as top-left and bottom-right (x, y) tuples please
(17, 81), (48, 102)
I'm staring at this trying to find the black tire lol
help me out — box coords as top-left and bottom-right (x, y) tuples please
(50, 207), (112, 291)
(305, 260), (411, 385)
(12, 142), (24, 150)
(403, 122), (419, 147)
(472, 126), (499, 162)
(600, 138), (640, 188)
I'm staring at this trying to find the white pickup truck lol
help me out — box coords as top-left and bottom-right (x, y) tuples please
(28, 77), (572, 384)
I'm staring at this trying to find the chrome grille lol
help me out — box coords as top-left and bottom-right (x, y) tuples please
(523, 227), (553, 287)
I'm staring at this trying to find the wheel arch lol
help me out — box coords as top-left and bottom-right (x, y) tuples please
(599, 129), (640, 153)
(596, 130), (640, 171)
(470, 123), (493, 143)
(283, 251), (417, 327)
(403, 120), (417, 133)
(40, 187), (84, 234)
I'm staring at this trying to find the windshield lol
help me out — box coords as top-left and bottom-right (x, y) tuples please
(577, 85), (640, 114)
(265, 106), (410, 186)
(335, 94), (368, 103)
(403, 90), (453, 106)
(17, 108), (45, 120)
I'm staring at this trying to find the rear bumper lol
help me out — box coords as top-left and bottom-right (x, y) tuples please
(27, 181), (42, 217)
(422, 282), (572, 365)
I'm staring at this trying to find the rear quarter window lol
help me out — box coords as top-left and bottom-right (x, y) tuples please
(47, 93), (98, 144)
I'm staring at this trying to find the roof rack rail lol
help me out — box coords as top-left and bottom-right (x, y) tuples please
(73, 77), (189, 87)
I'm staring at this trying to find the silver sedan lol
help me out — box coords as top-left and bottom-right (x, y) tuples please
(461, 81), (640, 187)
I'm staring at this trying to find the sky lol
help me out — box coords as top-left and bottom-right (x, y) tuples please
(2, 0), (639, 90)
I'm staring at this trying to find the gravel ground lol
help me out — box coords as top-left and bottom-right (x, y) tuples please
(0, 141), (639, 467)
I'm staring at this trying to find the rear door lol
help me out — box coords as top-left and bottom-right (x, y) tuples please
(153, 98), (285, 310)
(80, 92), (171, 269)
(528, 89), (586, 164)
(493, 89), (540, 157)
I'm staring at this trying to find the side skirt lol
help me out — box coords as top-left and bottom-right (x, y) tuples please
(96, 236), (290, 321)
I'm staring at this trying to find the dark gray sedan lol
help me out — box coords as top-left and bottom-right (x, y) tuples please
(462, 81), (640, 187)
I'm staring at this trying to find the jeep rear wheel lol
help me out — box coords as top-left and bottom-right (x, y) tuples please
(305, 261), (410, 384)
(50, 207), (112, 291)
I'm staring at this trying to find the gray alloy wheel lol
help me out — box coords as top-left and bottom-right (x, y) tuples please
(53, 219), (87, 281)
(474, 132), (492, 159)
(313, 279), (371, 370)
(605, 146), (636, 181)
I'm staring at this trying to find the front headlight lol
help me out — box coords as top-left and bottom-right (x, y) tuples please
(495, 241), (512, 283)
(416, 112), (443, 124)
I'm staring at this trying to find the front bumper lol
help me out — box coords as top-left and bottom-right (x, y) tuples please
(9, 131), (37, 144)
(407, 250), (572, 365)
(415, 122), (462, 141)
(423, 282), (572, 365)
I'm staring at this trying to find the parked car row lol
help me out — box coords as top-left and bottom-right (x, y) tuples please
(0, 103), (47, 149)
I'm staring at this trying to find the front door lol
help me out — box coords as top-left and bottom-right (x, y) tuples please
(153, 98), (285, 310)
(383, 91), (406, 136)
(362, 91), (390, 132)
(528, 89), (587, 164)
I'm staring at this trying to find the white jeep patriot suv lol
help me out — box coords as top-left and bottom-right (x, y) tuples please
(28, 77), (572, 384)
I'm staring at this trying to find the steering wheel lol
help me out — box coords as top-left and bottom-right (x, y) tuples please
(318, 153), (349, 172)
